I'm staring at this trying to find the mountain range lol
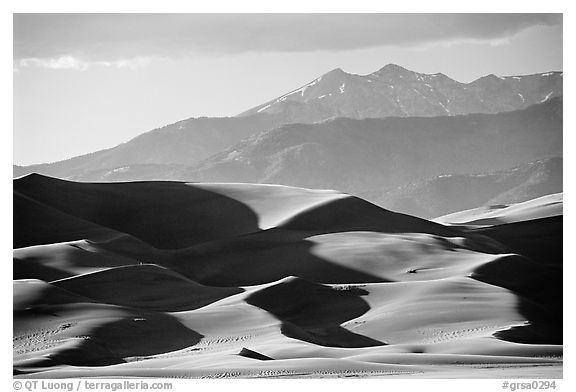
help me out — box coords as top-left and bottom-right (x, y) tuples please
(14, 64), (563, 217)
(378, 157), (562, 219)
(185, 97), (561, 188)
(240, 64), (563, 122)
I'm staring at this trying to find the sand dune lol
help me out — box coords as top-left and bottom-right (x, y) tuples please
(13, 175), (562, 378)
(14, 191), (117, 249)
(51, 264), (242, 312)
(435, 192), (562, 227)
(14, 174), (353, 249)
(14, 240), (144, 281)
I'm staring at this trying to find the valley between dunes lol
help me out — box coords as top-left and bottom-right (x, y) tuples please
(13, 174), (562, 378)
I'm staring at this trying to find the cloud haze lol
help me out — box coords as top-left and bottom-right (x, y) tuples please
(14, 13), (561, 66)
(17, 56), (153, 71)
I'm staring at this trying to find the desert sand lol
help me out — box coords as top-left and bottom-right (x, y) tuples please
(13, 174), (562, 378)
(435, 193), (562, 227)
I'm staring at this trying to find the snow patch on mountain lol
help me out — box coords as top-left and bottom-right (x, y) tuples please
(257, 104), (271, 113)
(438, 101), (450, 114)
(541, 92), (554, 103)
(237, 64), (563, 121)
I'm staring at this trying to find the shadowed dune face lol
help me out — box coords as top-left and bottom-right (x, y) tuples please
(51, 264), (243, 312)
(14, 280), (96, 310)
(276, 196), (462, 238)
(13, 240), (143, 281)
(468, 217), (563, 345)
(246, 277), (385, 348)
(13, 192), (116, 249)
(13, 175), (562, 378)
(471, 254), (562, 344)
(238, 347), (274, 361)
(438, 195), (563, 346)
(162, 232), (390, 286)
(51, 311), (205, 367)
(14, 175), (262, 249)
(473, 216), (562, 266)
(14, 303), (205, 368)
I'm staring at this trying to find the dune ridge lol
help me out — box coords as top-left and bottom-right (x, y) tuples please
(13, 175), (562, 378)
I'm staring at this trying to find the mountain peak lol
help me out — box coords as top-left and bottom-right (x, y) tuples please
(327, 67), (345, 74)
(470, 73), (506, 85)
(322, 67), (348, 78)
(373, 63), (412, 75)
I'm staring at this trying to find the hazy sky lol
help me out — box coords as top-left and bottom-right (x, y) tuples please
(13, 14), (563, 165)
